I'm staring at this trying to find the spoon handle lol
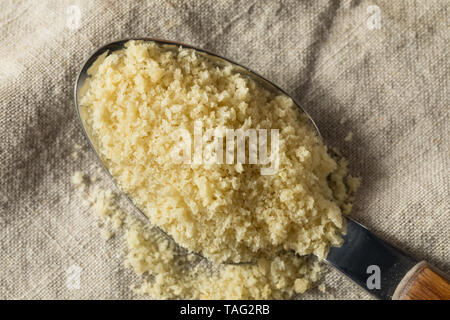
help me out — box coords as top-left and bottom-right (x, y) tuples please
(392, 261), (450, 300)
(326, 218), (450, 300)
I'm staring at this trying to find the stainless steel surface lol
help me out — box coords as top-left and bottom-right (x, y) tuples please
(326, 217), (418, 300)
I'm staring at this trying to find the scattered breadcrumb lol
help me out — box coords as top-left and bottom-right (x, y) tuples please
(71, 171), (126, 240)
(101, 228), (113, 240)
(72, 174), (324, 299)
(345, 131), (353, 142)
(128, 219), (323, 299)
(71, 171), (84, 185)
(71, 143), (82, 159)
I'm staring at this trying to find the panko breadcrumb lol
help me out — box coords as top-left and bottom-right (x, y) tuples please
(79, 40), (358, 264)
(71, 171), (84, 185)
(72, 175), (323, 299)
(129, 223), (323, 299)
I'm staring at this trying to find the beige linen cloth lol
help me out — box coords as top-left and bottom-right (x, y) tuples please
(0, 0), (448, 299)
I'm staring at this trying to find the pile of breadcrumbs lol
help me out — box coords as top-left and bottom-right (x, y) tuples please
(75, 40), (359, 299)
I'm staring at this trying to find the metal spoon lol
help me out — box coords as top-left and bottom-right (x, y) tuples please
(74, 38), (449, 300)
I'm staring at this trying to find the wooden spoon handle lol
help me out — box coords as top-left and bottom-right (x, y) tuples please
(393, 261), (450, 300)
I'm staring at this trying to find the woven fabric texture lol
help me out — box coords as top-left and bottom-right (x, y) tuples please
(0, 0), (448, 299)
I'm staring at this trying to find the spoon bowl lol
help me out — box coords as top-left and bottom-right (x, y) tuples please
(74, 38), (321, 264)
